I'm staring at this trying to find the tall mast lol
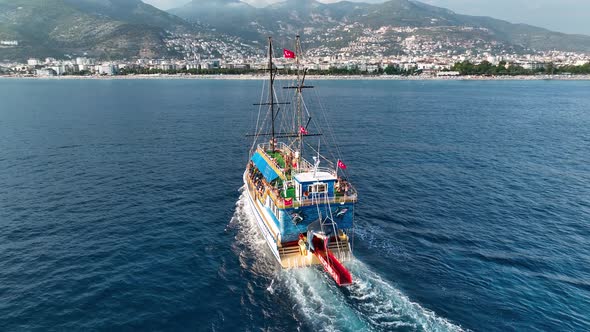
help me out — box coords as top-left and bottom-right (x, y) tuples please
(296, 35), (301, 150)
(296, 35), (304, 166)
(268, 37), (275, 152)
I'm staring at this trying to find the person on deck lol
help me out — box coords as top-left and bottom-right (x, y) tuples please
(298, 234), (308, 256)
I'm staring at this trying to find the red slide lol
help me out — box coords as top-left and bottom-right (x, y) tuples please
(315, 249), (353, 286)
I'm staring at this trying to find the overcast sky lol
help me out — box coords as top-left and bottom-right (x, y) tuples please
(144, 0), (590, 35)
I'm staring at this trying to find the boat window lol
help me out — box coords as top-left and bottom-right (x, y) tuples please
(309, 183), (327, 193)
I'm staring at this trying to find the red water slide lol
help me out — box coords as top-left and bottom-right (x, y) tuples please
(314, 248), (353, 286)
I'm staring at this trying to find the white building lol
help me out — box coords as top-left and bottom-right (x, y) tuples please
(520, 62), (545, 70)
(98, 63), (117, 75)
(36, 68), (57, 77)
(27, 58), (40, 66)
(0, 40), (18, 46)
(366, 64), (380, 73)
(186, 63), (199, 70)
(50, 66), (65, 75)
(437, 71), (460, 76)
(76, 57), (94, 66)
(159, 63), (174, 71)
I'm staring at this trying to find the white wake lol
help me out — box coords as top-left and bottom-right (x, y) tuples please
(228, 191), (465, 332)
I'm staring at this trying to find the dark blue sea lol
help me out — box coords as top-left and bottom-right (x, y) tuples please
(0, 78), (589, 332)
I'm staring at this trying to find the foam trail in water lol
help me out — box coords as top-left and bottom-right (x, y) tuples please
(229, 191), (465, 332)
(345, 260), (464, 332)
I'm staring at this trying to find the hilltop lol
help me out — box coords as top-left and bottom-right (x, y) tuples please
(0, 0), (190, 61)
(2, 0), (590, 62)
(171, 0), (590, 56)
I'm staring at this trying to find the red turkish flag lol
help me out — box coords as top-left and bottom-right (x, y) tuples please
(337, 160), (347, 170)
(299, 126), (308, 135)
(283, 49), (296, 58)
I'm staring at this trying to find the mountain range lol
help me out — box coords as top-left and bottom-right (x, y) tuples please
(1, 0), (590, 61)
(170, 0), (590, 56)
(0, 0), (190, 60)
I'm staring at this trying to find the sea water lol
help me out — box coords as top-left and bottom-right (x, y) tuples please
(0, 78), (589, 331)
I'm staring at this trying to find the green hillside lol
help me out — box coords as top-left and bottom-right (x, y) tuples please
(171, 0), (590, 53)
(0, 0), (189, 61)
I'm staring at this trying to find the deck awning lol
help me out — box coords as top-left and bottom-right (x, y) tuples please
(251, 152), (280, 182)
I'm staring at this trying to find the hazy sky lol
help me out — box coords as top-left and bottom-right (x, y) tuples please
(144, 0), (590, 35)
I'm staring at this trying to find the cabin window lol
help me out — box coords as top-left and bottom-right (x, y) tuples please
(309, 183), (327, 193)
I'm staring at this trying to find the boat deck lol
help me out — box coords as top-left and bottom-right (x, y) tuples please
(279, 240), (352, 269)
(248, 143), (357, 205)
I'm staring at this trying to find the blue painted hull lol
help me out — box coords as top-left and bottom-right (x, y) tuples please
(243, 171), (355, 260)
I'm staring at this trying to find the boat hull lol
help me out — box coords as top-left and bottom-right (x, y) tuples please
(243, 170), (353, 269)
(243, 171), (282, 264)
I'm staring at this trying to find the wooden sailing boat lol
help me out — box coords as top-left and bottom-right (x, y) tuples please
(243, 36), (356, 286)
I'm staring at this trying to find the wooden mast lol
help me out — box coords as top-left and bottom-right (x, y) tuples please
(268, 37), (275, 152)
(296, 35), (302, 163)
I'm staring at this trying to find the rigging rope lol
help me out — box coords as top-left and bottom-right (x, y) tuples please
(250, 77), (268, 155)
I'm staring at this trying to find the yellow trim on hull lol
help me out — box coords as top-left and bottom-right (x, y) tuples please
(246, 176), (281, 244)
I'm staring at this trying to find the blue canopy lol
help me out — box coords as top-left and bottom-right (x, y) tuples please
(251, 152), (280, 182)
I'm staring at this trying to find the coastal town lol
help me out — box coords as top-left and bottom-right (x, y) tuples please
(1, 32), (590, 78)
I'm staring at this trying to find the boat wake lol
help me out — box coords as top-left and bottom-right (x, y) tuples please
(228, 191), (465, 332)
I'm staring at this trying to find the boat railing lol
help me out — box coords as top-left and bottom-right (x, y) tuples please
(271, 188), (358, 209)
(248, 163), (357, 209)
(257, 142), (293, 155)
(256, 142), (294, 177)
(293, 166), (338, 177)
(297, 159), (314, 172)
(256, 143), (336, 177)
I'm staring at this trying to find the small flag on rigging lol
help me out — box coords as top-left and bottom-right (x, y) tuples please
(283, 49), (296, 59)
(337, 160), (347, 170)
(299, 126), (309, 135)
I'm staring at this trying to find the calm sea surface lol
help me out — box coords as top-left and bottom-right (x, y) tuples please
(0, 78), (589, 332)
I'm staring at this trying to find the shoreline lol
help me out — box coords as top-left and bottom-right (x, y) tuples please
(2, 74), (590, 81)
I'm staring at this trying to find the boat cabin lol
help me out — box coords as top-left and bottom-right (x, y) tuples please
(294, 171), (337, 201)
